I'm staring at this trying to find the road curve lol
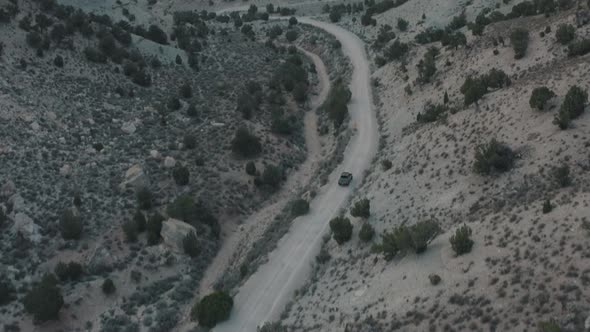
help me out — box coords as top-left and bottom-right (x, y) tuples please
(214, 18), (378, 331)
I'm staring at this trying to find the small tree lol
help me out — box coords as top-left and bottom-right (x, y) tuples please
(102, 278), (116, 295)
(134, 210), (146, 232)
(560, 85), (588, 119)
(285, 30), (298, 42)
(449, 224), (474, 256)
(359, 223), (375, 242)
(529, 87), (555, 110)
(260, 164), (282, 190)
(350, 198), (370, 218)
(54, 262), (83, 281)
(172, 165), (190, 186)
(510, 28), (529, 59)
(147, 213), (164, 245)
(288, 16), (298, 26)
(0, 274), (16, 306)
(54, 55), (64, 68)
(60, 209), (82, 240)
(555, 24), (575, 45)
(542, 199), (553, 214)
(473, 139), (515, 175)
(183, 231), (200, 258)
(23, 274), (64, 322)
(553, 164), (571, 187)
(122, 220), (138, 242)
(245, 161), (256, 175)
(231, 127), (262, 157)
(180, 83), (192, 99)
(397, 18), (409, 31)
(329, 216), (353, 245)
(191, 291), (233, 328)
(460, 76), (487, 106)
(291, 199), (309, 217)
(137, 187), (153, 210)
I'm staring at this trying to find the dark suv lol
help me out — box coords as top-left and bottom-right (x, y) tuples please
(338, 172), (353, 186)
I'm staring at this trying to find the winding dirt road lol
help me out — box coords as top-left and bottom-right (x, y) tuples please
(213, 18), (378, 331)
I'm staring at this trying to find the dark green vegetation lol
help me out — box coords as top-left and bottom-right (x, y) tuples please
(473, 139), (515, 175)
(554, 86), (587, 129)
(24, 274), (64, 322)
(375, 220), (440, 259)
(450, 224), (474, 256)
(191, 291), (233, 328)
(529, 87), (555, 110)
(329, 216), (353, 245)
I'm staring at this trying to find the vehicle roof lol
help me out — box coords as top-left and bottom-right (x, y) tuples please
(340, 172), (352, 176)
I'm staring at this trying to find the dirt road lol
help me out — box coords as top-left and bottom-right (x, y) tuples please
(213, 18), (378, 331)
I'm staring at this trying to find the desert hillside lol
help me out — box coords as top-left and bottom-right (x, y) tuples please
(276, 0), (590, 331)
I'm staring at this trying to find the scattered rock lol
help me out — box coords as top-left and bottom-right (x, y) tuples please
(11, 212), (42, 243)
(30, 121), (40, 131)
(1, 180), (16, 198)
(121, 121), (137, 134)
(429, 274), (441, 286)
(150, 150), (161, 159)
(119, 164), (148, 190)
(8, 194), (25, 213)
(86, 246), (115, 274)
(160, 218), (197, 253)
(164, 156), (176, 168)
(60, 164), (72, 177)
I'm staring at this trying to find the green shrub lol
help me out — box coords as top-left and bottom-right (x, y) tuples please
(132, 70), (151, 87)
(102, 278), (116, 295)
(383, 40), (409, 61)
(147, 213), (165, 245)
(60, 209), (82, 240)
(54, 55), (64, 67)
(555, 24), (575, 45)
(54, 262), (83, 281)
(567, 39), (590, 56)
(183, 231), (200, 258)
(147, 24), (168, 44)
(538, 320), (561, 332)
(231, 127), (262, 157)
(510, 28), (529, 59)
(191, 291), (233, 328)
(23, 274), (63, 322)
(376, 220), (440, 259)
(84, 46), (107, 63)
(417, 47), (437, 84)
(359, 223), (375, 242)
(133, 210), (146, 232)
(260, 164), (283, 190)
(529, 87), (555, 110)
(542, 199), (553, 214)
(291, 199), (310, 217)
(350, 198), (370, 218)
(450, 224), (474, 256)
(323, 79), (351, 128)
(122, 220), (138, 242)
(483, 68), (511, 89)
(245, 161), (257, 175)
(560, 85), (588, 119)
(168, 97), (181, 111)
(329, 216), (353, 245)
(137, 187), (153, 210)
(552, 164), (571, 187)
(397, 18), (409, 31)
(285, 30), (298, 42)
(417, 103), (447, 123)
(460, 76), (487, 106)
(473, 139), (515, 175)
(0, 274), (16, 306)
(166, 195), (218, 231)
(381, 159), (393, 170)
(553, 109), (571, 129)
(180, 83), (192, 99)
(172, 165), (190, 186)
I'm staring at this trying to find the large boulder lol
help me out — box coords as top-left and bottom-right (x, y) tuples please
(0, 180), (16, 198)
(119, 164), (148, 191)
(11, 213), (42, 243)
(161, 218), (197, 253)
(86, 246), (116, 274)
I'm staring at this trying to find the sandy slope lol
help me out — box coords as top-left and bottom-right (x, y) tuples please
(213, 17), (378, 332)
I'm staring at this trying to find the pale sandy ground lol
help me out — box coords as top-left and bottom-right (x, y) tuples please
(281, 1), (590, 331)
(212, 16), (378, 331)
